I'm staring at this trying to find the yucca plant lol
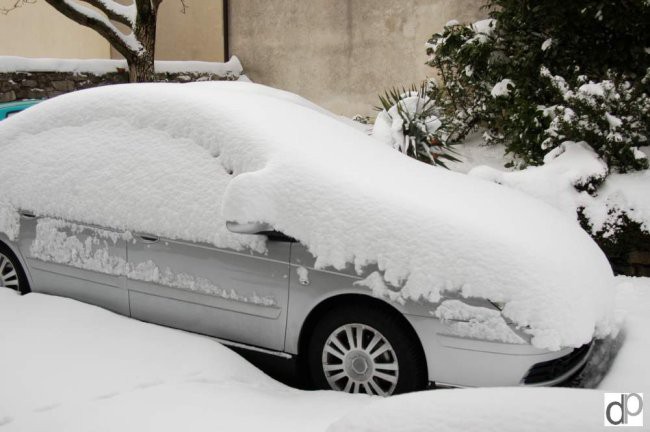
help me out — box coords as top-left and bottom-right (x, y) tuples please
(375, 84), (460, 168)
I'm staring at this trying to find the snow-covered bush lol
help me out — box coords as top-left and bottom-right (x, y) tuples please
(425, 0), (650, 172)
(373, 85), (458, 168)
(470, 141), (650, 275)
(540, 68), (650, 172)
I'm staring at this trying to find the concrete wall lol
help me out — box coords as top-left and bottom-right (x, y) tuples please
(155, 0), (225, 61)
(229, 0), (485, 117)
(0, 1), (111, 59)
(109, 0), (225, 61)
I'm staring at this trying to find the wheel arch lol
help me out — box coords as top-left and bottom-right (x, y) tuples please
(296, 293), (427, 369)
(0, 235), (33, 292)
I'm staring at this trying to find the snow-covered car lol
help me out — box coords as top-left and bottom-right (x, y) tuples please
(0, 82), (615, 396)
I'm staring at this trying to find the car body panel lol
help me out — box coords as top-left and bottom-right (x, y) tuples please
(16, 214), (130, 315)
(127, 236), (291, 351)
(406, 314), (576, 387)
(1, 211), (590, 388)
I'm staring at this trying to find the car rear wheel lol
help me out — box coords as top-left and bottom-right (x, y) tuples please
(307, 303), (427, 396)
(0, 244), (30, 294)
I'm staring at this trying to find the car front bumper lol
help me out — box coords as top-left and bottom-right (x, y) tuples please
(406, 314), (593, 387)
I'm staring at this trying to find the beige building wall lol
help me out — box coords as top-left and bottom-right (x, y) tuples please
(110, 0), (225, 62)
(154, 0), (225, 61)
(0, 1), (111, 59)
(229, 0), (485, 117)
(0, 0), (224, 62)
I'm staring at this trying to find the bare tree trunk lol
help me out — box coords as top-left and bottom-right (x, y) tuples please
(128, 2), (158, 82)
(128, 57), (155, 83)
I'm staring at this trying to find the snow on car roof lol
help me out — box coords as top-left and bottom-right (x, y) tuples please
(0, 82), (615, 350)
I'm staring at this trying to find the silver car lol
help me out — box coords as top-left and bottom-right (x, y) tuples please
(0, 84), (596, 396)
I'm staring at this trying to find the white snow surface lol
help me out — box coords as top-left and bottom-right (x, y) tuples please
(328, 387), (608, 432)
(0, 55), (244, 77)
(0, 82), (615, 350)
(96, 0), (137, 25)
(0, 288), (367, 432)
(470, 141), (650, 234)
(0, 201), (19, 241)
(434, 299), (526, 344)
(471, 18), (496, 35)
(491, 78), (515, 97)
(445, 132), (513, 173)
(471, 141), (608, 219)
(598, 276), (650, 391)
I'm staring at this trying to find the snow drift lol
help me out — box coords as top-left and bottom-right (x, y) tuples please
(328, 387), (607, 432)
(0, 82), (614, 350)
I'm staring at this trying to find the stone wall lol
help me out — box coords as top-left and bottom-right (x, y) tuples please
(0, 70), (237, 103)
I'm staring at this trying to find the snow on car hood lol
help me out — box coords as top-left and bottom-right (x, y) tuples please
(0, 82), (614, 350)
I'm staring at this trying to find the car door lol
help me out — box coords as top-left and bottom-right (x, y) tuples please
(17, 212), (130, 315)
(126, 234), (291, 351)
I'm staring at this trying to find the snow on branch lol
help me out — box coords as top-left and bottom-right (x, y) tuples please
(80, 0), (136, 27)
(45, 0), (143, 57)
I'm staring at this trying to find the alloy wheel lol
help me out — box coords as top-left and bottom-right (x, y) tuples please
(321, 323), (399, 396)
(0, 252), (20, 292)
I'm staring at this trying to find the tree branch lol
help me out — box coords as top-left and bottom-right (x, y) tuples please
(0, 0), (36, 15)
(79, 0), (134, 27)
(44, 0), (141, 59)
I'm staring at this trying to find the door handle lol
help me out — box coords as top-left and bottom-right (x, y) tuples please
(19, 211), (36, 220)
(137, 234), (160, 244)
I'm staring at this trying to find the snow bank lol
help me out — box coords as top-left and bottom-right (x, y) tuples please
(0, 55), (243, 77)
(2, 277), (647, 431)
(470, 141), (650, 234)
(598, 276), (650, 391)
(0, 82), (614, 350)
(445, 132), (512, 173)
(328, 387), (606, 432)
(0, 289), (367, 431)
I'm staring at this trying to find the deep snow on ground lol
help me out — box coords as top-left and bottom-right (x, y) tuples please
(328, 387), (607, 432)
(0, 276), (647, 431)
(598, 276), (650, 392)
(0, 288), (368, 432)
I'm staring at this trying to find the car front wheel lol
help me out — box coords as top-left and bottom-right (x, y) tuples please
(0, 244), (30, 295)
(307, 303), (427, 396)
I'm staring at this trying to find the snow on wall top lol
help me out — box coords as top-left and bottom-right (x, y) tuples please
(0, 82), (614, 350)
(0, 55), (243, 77)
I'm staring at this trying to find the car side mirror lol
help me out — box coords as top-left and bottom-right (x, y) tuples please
(226, 221), (297, 243)
(226, 221), (274, 234)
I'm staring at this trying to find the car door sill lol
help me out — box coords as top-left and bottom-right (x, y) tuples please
(210, 336), (293, 359)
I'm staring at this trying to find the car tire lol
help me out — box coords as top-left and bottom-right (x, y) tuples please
(307, 302), (427, 396)
(0, 243), (30, 295)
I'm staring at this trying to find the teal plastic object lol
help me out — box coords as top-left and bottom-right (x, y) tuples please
(0, 100), (41, 120)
